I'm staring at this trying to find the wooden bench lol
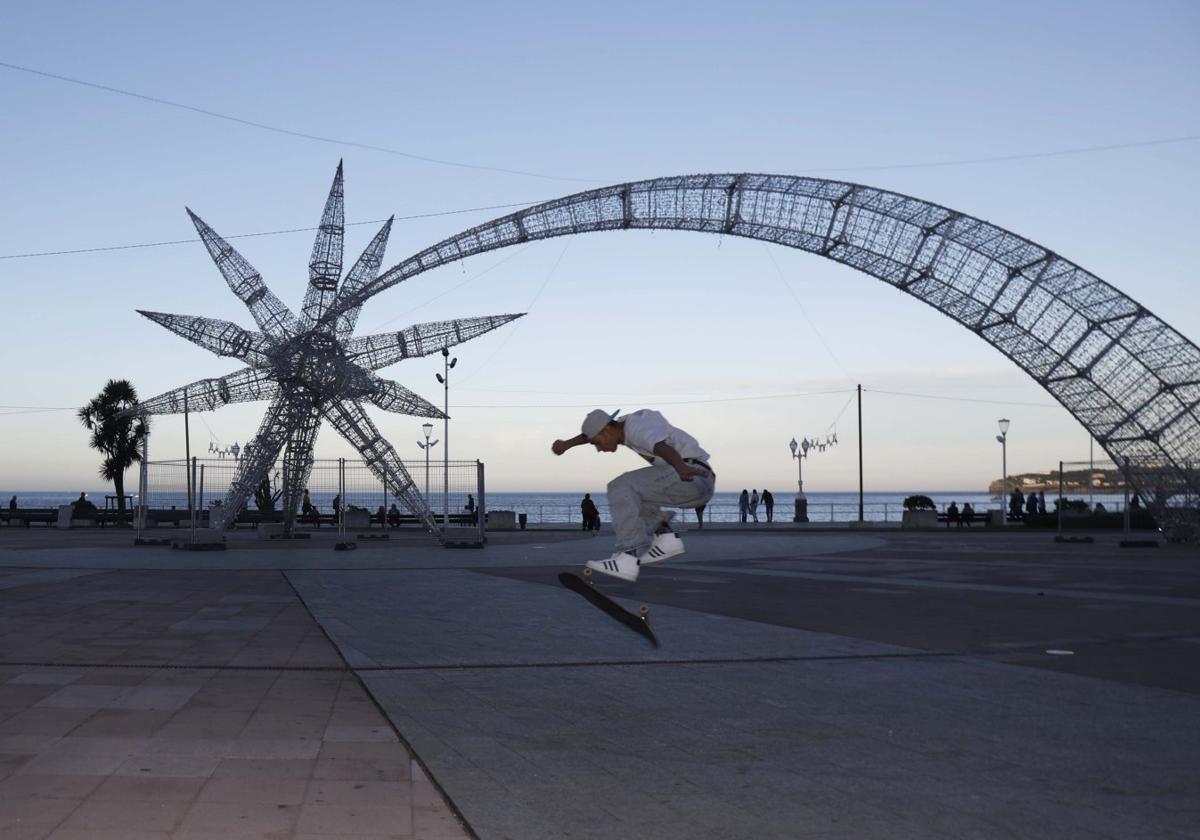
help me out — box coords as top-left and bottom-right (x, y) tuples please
(0, 508), (58, 527)
(936, 511), (1025, 526)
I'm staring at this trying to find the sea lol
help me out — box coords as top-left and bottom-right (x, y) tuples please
(3, 489), (1131, 525)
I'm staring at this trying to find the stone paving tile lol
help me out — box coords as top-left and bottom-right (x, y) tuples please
(61, 797), (191, 832)
(194, 775), (308, 805)
(113, 754), (223, 779)
(175, 799), (300, 834)
(0, 795), (81, 838)
(89, 775), (205, 802)
(295, 799), (413, 836)
(0, 773), (105, 800)
(6, 672), (84, 687)
(46, 829), (173, 840)
(313, 756), (410, 782)
(210, 757), (316, 780)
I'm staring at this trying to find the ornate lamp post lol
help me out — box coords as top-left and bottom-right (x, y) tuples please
(435, 348), (457, 527)
(789, 433), (838, 523)
(417, 422), (438, 498)
(996, 418), (1010, 525)
(789, 437), (810, 522)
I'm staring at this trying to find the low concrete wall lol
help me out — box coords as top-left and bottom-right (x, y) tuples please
(488, 510), (517, 531)
(901, 510), (938, 528)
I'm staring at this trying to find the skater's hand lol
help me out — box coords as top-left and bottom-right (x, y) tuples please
(552, 434), (590, 456)
(675, 463), (704, 482)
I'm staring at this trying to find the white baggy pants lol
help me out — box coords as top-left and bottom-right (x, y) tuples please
(607, 463), (715, 552)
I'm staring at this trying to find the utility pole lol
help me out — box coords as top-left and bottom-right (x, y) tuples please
(857, 384), (864, 522)
(184, 389), (194, 544)
(436, 348), (457, 528)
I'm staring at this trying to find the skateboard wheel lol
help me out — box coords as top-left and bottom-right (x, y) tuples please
(639, 604), (649, 616)
(583, 567), (592, 578)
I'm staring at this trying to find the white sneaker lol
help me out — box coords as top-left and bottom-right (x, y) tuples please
(586, 551), (640, 582)
(639, 531), (685, 565)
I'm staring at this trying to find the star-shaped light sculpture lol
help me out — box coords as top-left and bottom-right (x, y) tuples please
(128, 163), (523, 535)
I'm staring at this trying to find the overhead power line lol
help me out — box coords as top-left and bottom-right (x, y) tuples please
(791, 134), (1200, 174)
(0, 60), (603, 184)
(1, 386), (1061, 416)
(454, 389), (855, 409)
(0, 200), (545, 260)
(865, 387), (1059, 409)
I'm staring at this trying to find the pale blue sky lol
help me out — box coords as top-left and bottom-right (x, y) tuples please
(1, 0), (1197, 493)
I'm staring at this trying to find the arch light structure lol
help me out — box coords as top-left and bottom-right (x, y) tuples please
(328, 173), (1199, 537)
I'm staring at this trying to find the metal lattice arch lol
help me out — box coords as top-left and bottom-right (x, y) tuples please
(326, 173), (1200, 537)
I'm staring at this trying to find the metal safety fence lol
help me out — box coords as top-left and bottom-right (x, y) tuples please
(492, 502), (927, 526)
(140, 457), (484, 540)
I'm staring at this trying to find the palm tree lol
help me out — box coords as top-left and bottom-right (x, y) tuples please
(78, 380), (149, 525)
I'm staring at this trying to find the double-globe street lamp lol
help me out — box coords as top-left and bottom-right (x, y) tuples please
(435, 348), (457, 528)
(789, 434), (838, 523)
(789, 436), (811, 523)
(417, 422), (438, 499)
(996, 418), (1011, 525)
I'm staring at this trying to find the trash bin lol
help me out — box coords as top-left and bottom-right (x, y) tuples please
(518, 512), (528, 530)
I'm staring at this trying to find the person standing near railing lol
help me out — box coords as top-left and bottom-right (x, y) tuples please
(580, 493), (600, 532)
(552, 408), (715, 582)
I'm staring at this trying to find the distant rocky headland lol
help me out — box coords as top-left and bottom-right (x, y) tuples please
(988, 467), (1125, 495)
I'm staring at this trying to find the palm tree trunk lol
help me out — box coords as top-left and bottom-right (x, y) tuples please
(114, 472), (126, 526)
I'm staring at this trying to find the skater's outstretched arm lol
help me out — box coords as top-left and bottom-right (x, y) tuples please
(551, 434), (589, 455)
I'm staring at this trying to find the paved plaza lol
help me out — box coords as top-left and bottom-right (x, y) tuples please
(0, 526), (1196, 838)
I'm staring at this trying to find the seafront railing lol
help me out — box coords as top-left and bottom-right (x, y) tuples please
(489, 500), (1130, 526)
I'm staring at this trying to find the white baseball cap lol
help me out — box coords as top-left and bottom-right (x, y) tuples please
(581, 409), (620, 440)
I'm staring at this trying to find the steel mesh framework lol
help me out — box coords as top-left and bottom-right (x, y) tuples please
(126, 162), (524, 536)
(322, 173), (1199, 538)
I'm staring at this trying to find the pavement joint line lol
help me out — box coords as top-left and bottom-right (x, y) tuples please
(3, 631), (1195, 675)
(278, 569), (481, 840)
(695, 564), (1200, 606)
(347, 629), (1200, 671)
(0, 660), (353, 671)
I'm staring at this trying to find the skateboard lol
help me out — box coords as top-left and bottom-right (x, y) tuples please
(558, 569), (659, 647)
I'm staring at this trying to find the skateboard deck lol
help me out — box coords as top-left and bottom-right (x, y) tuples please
(558, 570), (659, 647)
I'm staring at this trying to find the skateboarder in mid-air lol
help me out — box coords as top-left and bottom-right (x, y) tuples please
(552, 409), (715, 582)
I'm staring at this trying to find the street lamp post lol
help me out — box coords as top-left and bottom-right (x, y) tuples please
(435, 348), (457, 528)
(996, 418), (1010, 525)
(789, 437), (810, 523)
(417, 422), (438, 499)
